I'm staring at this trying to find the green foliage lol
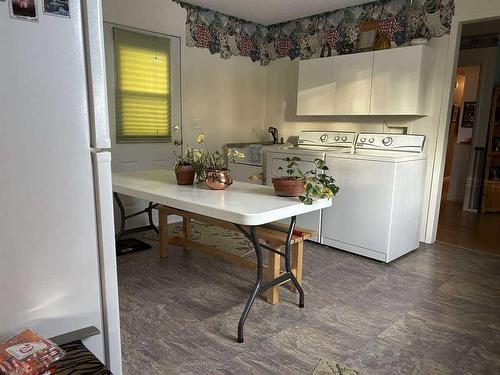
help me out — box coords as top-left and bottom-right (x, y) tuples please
(300, 158), (340, 204)
(174, 148), (195, 168)
(277, 157), (340, 205)
(188, 136), (245, 182)
(276, 156), (304, 178)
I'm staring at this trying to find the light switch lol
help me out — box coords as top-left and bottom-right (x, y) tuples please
(193, 119), (201, 129)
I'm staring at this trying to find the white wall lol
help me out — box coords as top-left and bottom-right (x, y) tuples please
(447, 66), (479, 202)
(456, 65), (480, 143)
(102, 0), (267, 152)
(102, 0), (268, 228)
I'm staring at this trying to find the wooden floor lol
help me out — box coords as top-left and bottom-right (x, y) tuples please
(118, 226), (500, 374)
(437, 200), (500, 255)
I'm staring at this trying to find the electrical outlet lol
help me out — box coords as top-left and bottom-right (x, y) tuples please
(193, 119), (201, 129)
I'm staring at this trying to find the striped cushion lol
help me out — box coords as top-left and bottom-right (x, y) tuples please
(53, 341), (111, 375)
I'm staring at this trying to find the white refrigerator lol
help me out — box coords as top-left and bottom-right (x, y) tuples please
(0, 1), (121, 374)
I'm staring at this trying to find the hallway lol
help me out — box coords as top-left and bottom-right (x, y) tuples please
(437, 201), (500, 255)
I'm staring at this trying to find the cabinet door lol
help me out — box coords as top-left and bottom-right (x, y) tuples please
(297, 57), (334, 115)
(332, 51), (373, 115)
(370, 45), (432, 115)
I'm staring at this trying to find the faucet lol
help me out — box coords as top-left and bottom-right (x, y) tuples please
(268, 126), (279, 144)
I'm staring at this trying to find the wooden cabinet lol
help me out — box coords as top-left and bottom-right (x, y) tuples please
(331, 51), (373, 115)
(481, 86), (500, 213)
(370, 45), (433, 115)
(297, 56), (334, 115)
(296, 45), (433, 116)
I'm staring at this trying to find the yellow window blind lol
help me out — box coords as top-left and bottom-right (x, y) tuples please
(114, 28), (171, 143)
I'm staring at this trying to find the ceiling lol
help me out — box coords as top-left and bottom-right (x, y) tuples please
(181, 0), (375, 25)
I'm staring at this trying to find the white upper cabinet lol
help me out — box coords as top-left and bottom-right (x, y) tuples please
(296, 45), (433, 116)
(332, 51), (373, 115)
(297, 56), (335, 115)
(370, 45), (434, 116)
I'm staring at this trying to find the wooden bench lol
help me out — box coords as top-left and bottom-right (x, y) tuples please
(158, 206), (314, 305)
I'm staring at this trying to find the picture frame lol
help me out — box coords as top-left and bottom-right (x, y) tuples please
(358, 20), (379, 52)
(461, 101), (476, 128)
(8, 0), (38, 22)
(493, 137), (500, 152)
(489, 167), (500, 181)
(43, 0), (70, 18)
(451, 104), (460, 122)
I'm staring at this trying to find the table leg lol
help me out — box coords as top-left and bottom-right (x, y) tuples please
(234, 216), (301, 343)
(114, 192), (125, 241)
(236, 226), (263, 343)
(148, 202), (159, 234)
(291, 241), (303, 293)
(159, 208), (169, 258)
(284, 217), (304, 308)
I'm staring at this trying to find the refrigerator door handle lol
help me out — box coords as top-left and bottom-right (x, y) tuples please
(82, 0), (111, 149)
(92, 151), (122, 375)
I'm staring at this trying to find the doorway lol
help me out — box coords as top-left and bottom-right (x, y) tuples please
(437, 19), (500, 254)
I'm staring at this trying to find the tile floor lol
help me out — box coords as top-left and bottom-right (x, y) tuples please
(118, 229), (500, 374)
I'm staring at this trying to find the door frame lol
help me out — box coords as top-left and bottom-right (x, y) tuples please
(425, 8), (500, 243)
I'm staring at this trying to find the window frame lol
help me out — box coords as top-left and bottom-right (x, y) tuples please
(110, 25), (181, 144)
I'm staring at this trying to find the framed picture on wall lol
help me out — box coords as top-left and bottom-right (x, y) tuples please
(8, 0), (38, 21)
(43, 0), (70, 17)
(461, 101), (476, 128)
(358, 20), (379, 51)
(490, 167), (500, 181)
(493, 137), (500, 152)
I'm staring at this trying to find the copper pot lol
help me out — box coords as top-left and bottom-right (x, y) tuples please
(272, 177), (305, 197)
(175, 164), (195, 185)
(205, 169), (233, 190)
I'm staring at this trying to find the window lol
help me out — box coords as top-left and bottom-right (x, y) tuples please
(113, 28), (171, 143)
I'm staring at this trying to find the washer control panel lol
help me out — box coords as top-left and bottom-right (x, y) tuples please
(298, 131), (356, 148)
(356, 133), (425, 153)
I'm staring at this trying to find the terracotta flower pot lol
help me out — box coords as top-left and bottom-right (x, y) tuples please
(175, 164), (195, 185)
(272, 177), (305, 197)
(205, 169), (233, 190)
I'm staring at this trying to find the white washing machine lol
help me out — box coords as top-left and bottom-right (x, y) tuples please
(322, 133), (427, 262)
(264, 131), (356, 242)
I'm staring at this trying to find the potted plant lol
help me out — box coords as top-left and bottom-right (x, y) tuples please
(272, 157), (306, 197)
(300, 158), (340, 205)
(174, 149), (195, 185)
(193, 134), (244, 189)
(272, 157), (340, 204)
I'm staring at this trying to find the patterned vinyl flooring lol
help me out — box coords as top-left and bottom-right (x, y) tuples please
(117, 223), (500, 374)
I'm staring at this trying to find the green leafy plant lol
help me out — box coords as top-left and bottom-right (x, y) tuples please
(300, 158), (340, 205)
(275, 157), (340, 205)
(190, 134), (244, 182)
(277, 156), (304, 179)
(173, 148), (195, 168)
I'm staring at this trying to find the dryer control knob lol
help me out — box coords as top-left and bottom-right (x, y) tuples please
(382, 136), (393, 146)
(369, 138), (375, 143)
(334, 136), (340, 141)
(360, 137), (366, 143)
(320, 133), (328, 142)
(341, 136), (347, 141)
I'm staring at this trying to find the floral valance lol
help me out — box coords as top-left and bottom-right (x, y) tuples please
(174, 0), (454, 66)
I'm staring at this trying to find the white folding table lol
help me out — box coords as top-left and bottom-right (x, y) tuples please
(112, 169), (331, 342)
